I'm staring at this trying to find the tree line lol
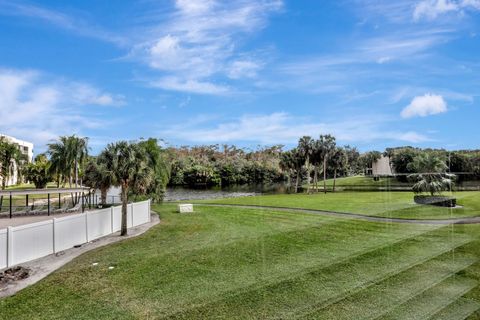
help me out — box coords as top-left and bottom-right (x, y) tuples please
(3, 135), (480, 198)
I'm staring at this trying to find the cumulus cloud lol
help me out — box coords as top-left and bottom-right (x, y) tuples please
(0, 68), (123, 148)
(131, 0), (282, 94)
(401, 93), (447, 118)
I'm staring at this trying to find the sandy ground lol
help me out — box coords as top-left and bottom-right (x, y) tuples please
(0, 213), (160, 298)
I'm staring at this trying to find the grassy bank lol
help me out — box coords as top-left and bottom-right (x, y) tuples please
(308, 175), (409, 188)
(200, 191), (480, 220)
(1, 203), (479, 319)
(305, 175), (480, 191)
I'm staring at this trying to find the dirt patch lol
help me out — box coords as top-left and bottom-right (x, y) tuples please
(0, 266), (30, 291)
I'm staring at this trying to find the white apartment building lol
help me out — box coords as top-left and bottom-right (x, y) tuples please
(0, 134), (34, 186)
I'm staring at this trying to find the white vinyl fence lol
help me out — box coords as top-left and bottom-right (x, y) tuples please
(0, 200), (151, 269)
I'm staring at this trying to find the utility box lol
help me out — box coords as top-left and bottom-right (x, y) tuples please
(178, 204), (194, 213)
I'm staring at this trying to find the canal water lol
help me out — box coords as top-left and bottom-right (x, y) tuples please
(164, 183), (294, 201)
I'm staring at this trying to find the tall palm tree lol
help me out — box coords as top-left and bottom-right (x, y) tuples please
(280, 150), (295, 186)
(292, 148), (305, 193)
(99, 141), (151, 236)
(408, 153), (455, 196)
(309, 139), (321, 192)
(83, 159), (114, 205)
(48, 135), (88, 187)
(137, 138), (170, 203)
(328, 147), (347, 192)
(48, 136), (72, 187)
(67, 135), (89, 187)
(48, 136), (69, 187)
(318, 134), (336, 194)
(298, 136), (314, 193)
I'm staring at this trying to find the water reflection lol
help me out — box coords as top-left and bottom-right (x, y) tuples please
(164, 183), (295, 201)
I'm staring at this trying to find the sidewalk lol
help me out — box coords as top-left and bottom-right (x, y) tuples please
(0, 213), (160, 298)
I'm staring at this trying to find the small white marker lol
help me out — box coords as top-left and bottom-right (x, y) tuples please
(108, 266), (115, 270)
(92, 262), (98, 266)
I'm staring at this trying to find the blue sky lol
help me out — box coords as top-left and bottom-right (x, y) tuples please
(0, 0), (479, 154)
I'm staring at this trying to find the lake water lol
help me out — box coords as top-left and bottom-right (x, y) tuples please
(164, 183), (293, 201)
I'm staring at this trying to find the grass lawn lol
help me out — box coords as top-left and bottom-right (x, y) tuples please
(200, 191), (480, 220)
(1, 184), (83, 209)
(1, 202), (480, 319)
(5, 182), (58, 191)
(305, 175), (480, 191)
(308, 175), (410, 188)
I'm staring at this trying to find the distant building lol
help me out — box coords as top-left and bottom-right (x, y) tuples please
(0, 134), (34, 186)
(370, 155), (394, 177)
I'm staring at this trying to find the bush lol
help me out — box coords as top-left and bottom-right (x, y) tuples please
(414, 195), (456, 207)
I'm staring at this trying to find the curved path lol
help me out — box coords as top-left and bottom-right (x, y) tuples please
(197, 203), (480, 225)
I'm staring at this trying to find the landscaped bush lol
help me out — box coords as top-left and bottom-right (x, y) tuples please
(414, 195), (456, 207)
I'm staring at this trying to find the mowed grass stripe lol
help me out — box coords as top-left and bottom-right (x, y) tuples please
(117, 218), (446, 312)
(162, 236), (474, 319)
(123, 205), (438, 265)
(378, 276), (477, 320)
(202, 191), (480, 220)
(299, 255), (476, 319)
(429, 297), (480, 320)
(1, 205), (477, 320)
(46, 208), (441, 317)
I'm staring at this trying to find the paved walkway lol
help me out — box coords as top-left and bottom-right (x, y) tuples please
(197, 204), (480, 225)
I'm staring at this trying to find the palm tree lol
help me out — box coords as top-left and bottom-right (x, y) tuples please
(0, 137), (27, 190)
(310, 139), (322, 192)
(280, 150), (295, 187)
(48, 135), (88, 187)
(328, 147), (347, 192)
(408, 153), (455, 196)
(83, 159), (114, 205)
(318, 134), (336, 194)
(99, 141), (151, 236)
(137, 138), (170, 203)
(298, 136), (314, 193)
(48, 136), (69, 187)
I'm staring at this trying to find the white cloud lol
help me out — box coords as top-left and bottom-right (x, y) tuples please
(131, 0), (282, 94)
(160, 112), (431, 145)
(401, 93), (448, 118)
(175, 0), (216, 15)
(68, 83), (125, 106)
(462, 0), (480, 9)
(414, 0), (459, 20)
(397, 131), (431, 142)
(377, 56), (392, 64)
(0, 68), (123, 148)
(150, 77), (230, 95)
(0, 1), (126, 45)
(413, 0), (480, 21)
(227, 60), (262, 79)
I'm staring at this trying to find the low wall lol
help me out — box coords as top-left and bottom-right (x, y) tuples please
(414, 196), (456, 207)
(0, 200), (151, 269)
